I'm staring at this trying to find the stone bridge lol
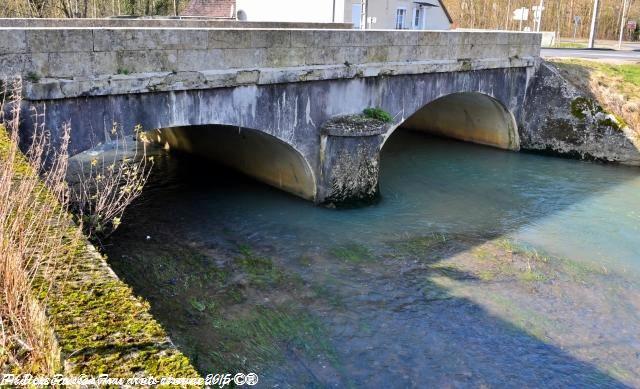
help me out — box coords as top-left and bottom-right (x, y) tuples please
(4, 26), (623, 205)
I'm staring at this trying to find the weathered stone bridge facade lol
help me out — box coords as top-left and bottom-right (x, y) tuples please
(1, 26), (636, 204)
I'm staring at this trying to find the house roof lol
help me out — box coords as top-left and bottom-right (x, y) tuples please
(413, 0), (453, 24)
(182, 0), (236, 18)
(413, 1), (439, 6)
(437, 0), (453, 24)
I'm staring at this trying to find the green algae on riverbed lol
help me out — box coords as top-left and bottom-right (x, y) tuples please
(107, 237), (341, 377)
(329, 242), (374, 263)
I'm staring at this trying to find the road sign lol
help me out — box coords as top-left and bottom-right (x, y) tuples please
(513, 7), (529, 21)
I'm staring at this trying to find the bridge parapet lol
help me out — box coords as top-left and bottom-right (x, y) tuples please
(0, 28), (541, 100)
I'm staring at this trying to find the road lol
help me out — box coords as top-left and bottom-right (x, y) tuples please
(541, 48), (640, 62)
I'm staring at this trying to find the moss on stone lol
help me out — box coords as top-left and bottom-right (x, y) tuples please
(459, 58), (473, 72)
(597, 112), (627, 131)
(570, 96), (602, 120)
(362, 107), (393, 123)
(0, 126), (200, 380)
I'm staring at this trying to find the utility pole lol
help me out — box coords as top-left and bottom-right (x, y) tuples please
(505, 0), (512, 30)
(332, 0), (336, 23)
(535, 0), (544, 32)
(360, 0), (368, 29)
(618, 0), (630, 49)
(588, 0), (600, 49)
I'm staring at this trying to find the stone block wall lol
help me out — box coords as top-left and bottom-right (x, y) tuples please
(0, 28), (541, 100)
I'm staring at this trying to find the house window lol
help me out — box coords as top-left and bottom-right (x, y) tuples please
(395, 8), (407, 29)
(352, 3), (362, 29)
(413, 7), (422, 29)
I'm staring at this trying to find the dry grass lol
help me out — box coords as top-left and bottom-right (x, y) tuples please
(550, 59), (640, 137)
(0, 80), (74, 374)
(0, 80), (152, 374)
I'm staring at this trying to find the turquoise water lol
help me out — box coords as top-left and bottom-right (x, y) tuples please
(103, 130), (640, 387)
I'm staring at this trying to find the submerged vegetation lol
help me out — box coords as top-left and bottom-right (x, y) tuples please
(105, 231), (342, 378)
(330, 242), (374, 263)
(207, 306), (335, 374)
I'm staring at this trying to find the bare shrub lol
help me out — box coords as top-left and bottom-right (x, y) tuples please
(68, 124), (153, 243)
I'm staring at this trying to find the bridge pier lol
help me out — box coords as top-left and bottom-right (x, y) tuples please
(318, 115), (388, 206)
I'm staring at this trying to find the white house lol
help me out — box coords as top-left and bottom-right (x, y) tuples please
(183, 0), (347, 23)
(182, 0), (453, 30)
(235, 0), (344, 23)
(351, 0), (453, 30)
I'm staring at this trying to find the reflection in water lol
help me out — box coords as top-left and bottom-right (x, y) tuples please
(103, 131), (640, 387)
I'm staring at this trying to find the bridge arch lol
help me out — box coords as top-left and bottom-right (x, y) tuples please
(383, 92), (520, 151)
(155, 125), (317, 202)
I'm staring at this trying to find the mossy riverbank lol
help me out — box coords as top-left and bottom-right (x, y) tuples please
(550, 59), (640, 139)
(0, 126), (199, 382)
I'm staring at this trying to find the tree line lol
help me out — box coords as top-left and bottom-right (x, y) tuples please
(0, 0), (638, 41)
(446, 0), (639, 40)
(0, 0), (184, 18)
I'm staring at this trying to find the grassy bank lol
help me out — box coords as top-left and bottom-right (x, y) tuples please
(554, 41), (588, 49)
(0, 124), (199, 380)
(549, 59), (640, 138)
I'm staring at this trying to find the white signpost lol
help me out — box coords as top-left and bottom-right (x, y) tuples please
(532, 0), (545, 32)
(618, 0), (630, 49)
(513, 7), (529, 31)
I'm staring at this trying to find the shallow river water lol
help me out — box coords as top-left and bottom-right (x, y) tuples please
(103, 130), (640, 387)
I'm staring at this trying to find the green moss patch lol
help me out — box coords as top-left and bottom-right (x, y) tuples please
(570, 96), (602, 120)
(329, 242), (374, 263)
(362, 107), (393, 123)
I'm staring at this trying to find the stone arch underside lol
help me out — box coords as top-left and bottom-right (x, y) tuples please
(395, 92), (520, 151)
(156, 125), (317, 201)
